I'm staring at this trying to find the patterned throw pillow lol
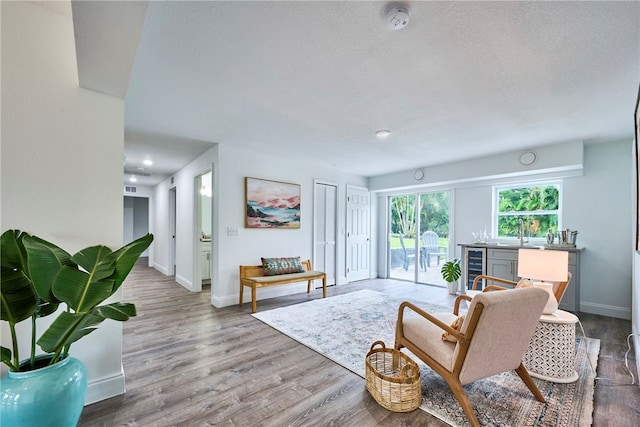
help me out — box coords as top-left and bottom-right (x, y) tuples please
(261, 256), (304, 276)
(516, 278), (533, 288)
(441, 315), (466, 342)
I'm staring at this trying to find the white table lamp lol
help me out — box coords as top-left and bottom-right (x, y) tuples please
(517, 248), (568, 314)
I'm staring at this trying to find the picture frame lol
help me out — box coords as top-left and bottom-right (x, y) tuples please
(245, 177), (301, 229)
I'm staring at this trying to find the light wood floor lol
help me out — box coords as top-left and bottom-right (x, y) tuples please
(79, 260), (639, 426)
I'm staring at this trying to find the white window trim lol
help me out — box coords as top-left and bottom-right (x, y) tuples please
(492, 180), (563, 242)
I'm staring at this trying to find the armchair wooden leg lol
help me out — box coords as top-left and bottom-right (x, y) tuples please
(447, 378), (481, 427)
(239, 283), (244, 307)
(515, 363), (546, 403)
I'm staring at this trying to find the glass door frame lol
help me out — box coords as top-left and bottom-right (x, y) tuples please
(388, 193), (422, 283)
(387, 189), (452, 286)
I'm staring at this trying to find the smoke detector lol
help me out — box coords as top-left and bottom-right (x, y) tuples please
(383, 2), (411, 30)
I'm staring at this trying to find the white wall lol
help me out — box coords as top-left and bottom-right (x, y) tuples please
(370, 140), (584, 192)
(634, 124), (640, 380)
(150, 143), (368, 306)
(1, 1), (128, 403)
(564, 141), (632, 318)
(215, 144), (367, 306)
(374, 140), (633, 320)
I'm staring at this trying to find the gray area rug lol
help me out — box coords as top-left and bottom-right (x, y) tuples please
(253, 289), (599, 426)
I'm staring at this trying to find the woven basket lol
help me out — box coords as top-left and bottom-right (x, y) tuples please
(365, 341), (421, 412)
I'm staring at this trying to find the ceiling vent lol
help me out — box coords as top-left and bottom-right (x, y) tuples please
(382, 2), (411, 30)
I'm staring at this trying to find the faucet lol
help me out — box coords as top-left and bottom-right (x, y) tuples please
(518, 218), (529, 246)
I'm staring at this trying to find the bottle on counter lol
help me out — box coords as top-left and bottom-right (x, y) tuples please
(546, 228), (554, 245)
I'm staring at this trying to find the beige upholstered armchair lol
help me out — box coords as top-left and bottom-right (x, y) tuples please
(394, 287), (549, 427)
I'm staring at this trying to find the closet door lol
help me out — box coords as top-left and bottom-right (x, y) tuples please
(314, 182), (337, 286)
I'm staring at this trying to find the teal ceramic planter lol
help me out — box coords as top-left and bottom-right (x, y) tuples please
(0, 355), (87, 427)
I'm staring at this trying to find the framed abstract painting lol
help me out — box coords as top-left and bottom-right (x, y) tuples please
(245, 177), (301, 229)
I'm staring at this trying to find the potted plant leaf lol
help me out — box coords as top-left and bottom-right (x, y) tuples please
(0, 229), (153, 427)
(441, 258), (462, 295)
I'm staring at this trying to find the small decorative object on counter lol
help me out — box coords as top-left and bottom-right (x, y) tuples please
(546, 228), (554, 244)
(569, 230), (578, 245)
(546, 228), (577, 248)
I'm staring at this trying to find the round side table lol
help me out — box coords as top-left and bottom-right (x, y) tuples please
(523, 309), (579, 383)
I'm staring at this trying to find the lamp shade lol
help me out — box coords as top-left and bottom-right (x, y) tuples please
(517, 248), (568, 282)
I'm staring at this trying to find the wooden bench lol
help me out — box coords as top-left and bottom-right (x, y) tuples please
(239, 259), (326, 313)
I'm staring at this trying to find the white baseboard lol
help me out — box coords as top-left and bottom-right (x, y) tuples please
(175, 274), (192, 291)
(153, 262), (169, 275)
(579, 301), (631, 320)
(214, 282), (310, 308)
(84, 370), (125, 405)
(211, 293), (235, 308)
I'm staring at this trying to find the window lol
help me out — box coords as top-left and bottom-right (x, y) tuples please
(493, 182), (561, 239)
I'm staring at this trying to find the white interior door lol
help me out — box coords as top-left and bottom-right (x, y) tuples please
(314, 182), (337, 286)
(347, 185), (370, 282)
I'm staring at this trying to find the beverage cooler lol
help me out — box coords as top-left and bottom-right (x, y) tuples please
(462, 247), (486, 292)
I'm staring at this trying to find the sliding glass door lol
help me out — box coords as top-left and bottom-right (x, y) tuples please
(389, 194), (419, 281)
(389, 191), (451, 286)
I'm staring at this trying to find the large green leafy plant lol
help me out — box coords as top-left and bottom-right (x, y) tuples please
(441, 258), (462, 283)
(0, 230), (153, 372)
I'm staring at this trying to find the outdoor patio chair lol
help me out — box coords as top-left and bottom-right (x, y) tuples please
(421, 231), (448, 267)
(399, 234), (416, 271)
(394, 287), (549, 427)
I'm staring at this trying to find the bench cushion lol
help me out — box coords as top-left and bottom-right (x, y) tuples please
(245, 270), (324, 283)
(261, 256), (304, 276)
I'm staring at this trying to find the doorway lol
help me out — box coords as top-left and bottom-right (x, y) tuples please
(388, 191), (451, 286)
(194, 169), (212, 293)
(123, 196), (149, 256)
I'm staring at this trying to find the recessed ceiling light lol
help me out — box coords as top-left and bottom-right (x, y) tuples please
(375, 129), (391, 139)
(143, 159), (153, 166)
(129, 176), (137, 183)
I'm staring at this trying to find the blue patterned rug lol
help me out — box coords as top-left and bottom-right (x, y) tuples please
(253, 289), (599, 426)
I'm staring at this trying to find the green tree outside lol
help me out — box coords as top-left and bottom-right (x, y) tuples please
(497, 184), (559, 238)
(390, 192), (450, 239)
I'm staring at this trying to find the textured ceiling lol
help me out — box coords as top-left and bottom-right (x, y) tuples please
(73, 1), (640, 186)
